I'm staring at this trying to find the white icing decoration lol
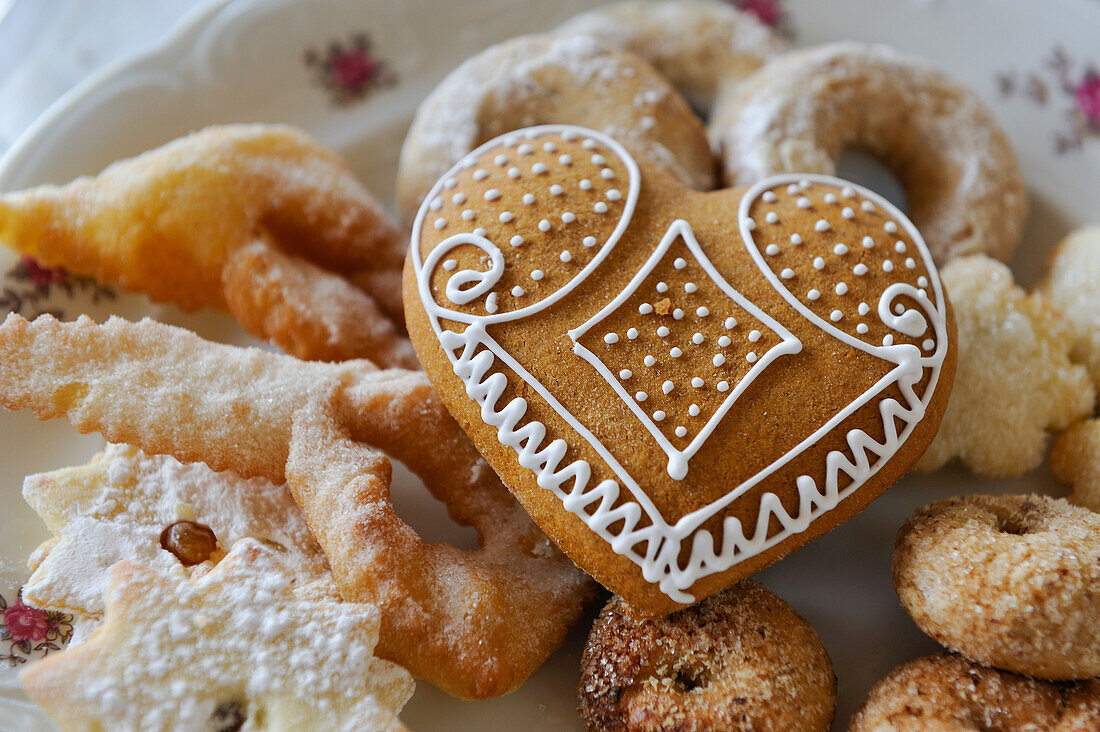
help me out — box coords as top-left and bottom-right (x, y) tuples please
(842, 207), (855, 219)
(815, 219), (831, 232)
(653, 411), (666, 421)
(762, 191), (778, 203)
(718, 336), (732, 347)
(523, 193), (535, 205)
(473, 169), (489, 181)
(442, 259), (457, 271)
(824, 193), (837, 204)
(627, 328), (638, 339)
(508, 167), (521, 179)
(604, 333), (618, 344)
(797, 197), (812, 209)
(583, 236), (597, 247)
(853, 263), (868, 276)
(765, 212), (779, 224)
(662, 380), (674, 394)
(639, 303), (653, 314)
(512, 286), (525, 297)
(607, 190), (622, 201)
(500, 211), (514, 223)
(430, 197), (443, 211)
(620, 369), (632, 379)
(746, 352), (758, 363)
(644, 355), (656, 367)
(675, 427), (688, 437)
(834, 244), (849, 256)
(862, 236), (874, 249)
(486, 292), (499, 314)
(510, 235), (524, 247)
(538, 219), (551, 232)
(434, 218), (447, 230)
(725, 317), (737, 329)
(689, 403), (701, 415)
(550, 184), (564, 196)
(657, 325), (670, 337)
(790, 234), (802, 245)
(670, 347), (683, 358)
(685, 282), (697, 293)
(674, 258), (687, 270)
(836, 282), (849, 296)
(560, 251), (572, 263)
(691, 378), (704, 389)
(696, 306), (710, 317)
(765, 244), (780, 256)
(580, 179), (592, 190)
(530, 269), (545, 281)
(693, 333), (705, 345)
(636, 391), (648, 402)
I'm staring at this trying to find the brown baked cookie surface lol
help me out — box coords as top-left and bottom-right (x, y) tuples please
(404, 125), (956, 615)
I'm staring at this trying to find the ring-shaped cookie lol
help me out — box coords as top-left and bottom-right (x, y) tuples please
(713, 42), (1027, 264)
(893, 494), (1100, 680)
(578, 580), (836, 731)
(395, 34), (714, 225)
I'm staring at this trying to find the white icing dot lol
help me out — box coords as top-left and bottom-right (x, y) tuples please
(923, 339), (935, 351)
(473, 227), (486, 237)
(627, 328), (639, 339)
(473, 169), (489, 181)
(856, 323), (869, 334)
(691, 378), (704, 389)
(725, 317), (737, 329)
(717, 381), (730, 392)
(653, 410), (666, 421)
(861, 200), (875, 211)
(510, 235), (524, 247)
(604, 333), (618, 344)
(834, 243), (849, 256)
(583, 236), (597, 247)
(765, 211), (780, 224)
(815, 219), (831, 232)
(885, 221), (898, 233)
(600, 168), (614, 179)
(442, 259), (457, 271)
(620, 369), (632, 379)
(639, 303), (653, 314)
(542, 142), (557, 153)
(559, 154), (573, 166)
(517, 143), (534, 155)
(895, 303), (906, 315)
(644, 355), (656, 367)
(635, 391), (648, 402)
(531, 269), (545, 281)
(675, 426), (687, 438)
(836, 282), (849, 296)
(713, 353), (726, 367)
(590, 154), (606, 165)
(674, 258), (687, 270)
(918, 276), (929, 287)
(508, 167), (521, 179)
(673, 309), (685, 320)
(499, 211), (514, 223)
(429, 197), (443, 211)
(689, 403), (701, 416)
(808, 289), (821, 301)
(560, 250), (572, 262)
(883, 259), (895, 272)
(830, 309), (843, 322)
(670, 347), (683, 358)
(883, 334), (895, 346)
(443, 177), (457, 189)
(550, 184), (564, 196)
(781, 268), (795, 279)
(842, 186), (855, 198)
(582, 138), (597, 149)
(745, 218), (757, 231)
(594, 202), (609, 214)
(790, 234), (803, 245)
(485, 293), (498, 313)
(748, 330), (762, 343)
(562, 130), (578, 141)
(797, 197), (812, 209)
(579, 179), (592, 190)
(895, 241), (907, 253)
(554, 211), (573, 225)
(766, 244), (780, 256)
(606, 189), (622, 201)
(762, 190), (778, 203)
(662, 380), (674, 394)
(718, 335), (732, 347)
(746, 352), (758, 363)
(522, 193), (535, 205)
(813, 257), (825, 270)
(532, 163), (548, 175)
(538, 219), (551, 232)
(696, 306), (710, 317)
(905, 257), (916, 269)
(656, 282), (669, 294)
(824, 192), (838, 204)
(494, 154), (508, 166)
(452, 193), (466, 205)
(511, 286), (525, 297)
(434, 218), (447, 230)
(657, 325), (670, 337)
(858, 302), (870, 316)
(684, 282), (697, 293)
(853, 263), (869, 276)
(484, 189), (501, 201)
(787, 184), (800, 195)
(862, 236), (875, 249)
(692, 332), (704, 344)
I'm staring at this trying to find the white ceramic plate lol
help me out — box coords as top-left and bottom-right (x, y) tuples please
(1, 0), (1098, 729)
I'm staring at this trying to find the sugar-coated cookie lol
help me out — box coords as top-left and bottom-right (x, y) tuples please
(1039, 225), (1100, 390)
(1049, 419), (1100, 512)
(20, 539), (413, 732)
(915, 255), (1093, 477)
(404, 124), (955, 615)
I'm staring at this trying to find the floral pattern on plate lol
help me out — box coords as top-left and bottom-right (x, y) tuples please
(1, 590), (73, 667)
(0, 256), (115, 320)
(998, 47), (1100, 154)
(304, 33), (397, 107)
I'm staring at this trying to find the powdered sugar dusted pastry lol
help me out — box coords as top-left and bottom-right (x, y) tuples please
(20, 539), (413, 732)
(555, 0), (787, 113)
(21, 443), (328, 624)
(405, 124), (955, 615)
(1051, 419), (1100, 512)
(395, 34), (714, 225)
(894, 495), (1100, 680)
(1039, 225), (1100, 390)
(714, 42), (1027, 264)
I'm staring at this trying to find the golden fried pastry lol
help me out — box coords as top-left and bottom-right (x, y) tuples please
(578, 581), (836, 731)
(0, 313), (596, 699)
(714, 42), (1028, 264)
(0, 124), (416, 367)
(894, 495), (1100, 680)
(850, 654), (1100, 732)
(21, 539), (414, 732)
(1039, 225), (1100, 390)
(915, 255), (1094, 477)
(1050, 419), (1100, 512)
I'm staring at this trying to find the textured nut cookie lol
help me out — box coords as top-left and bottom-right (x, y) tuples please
(395, 34), (714, 225)
(915, 255), (1094, 477)
(579, 580), (835, 732)
(1039, 225), (1100, 390)
(405, 124), (955, 615)
(1051, 419), (1100, 512)
(894, 495), (1100, 680)
(714, 42), (1027, 264)
(850, 654), (1100, 732)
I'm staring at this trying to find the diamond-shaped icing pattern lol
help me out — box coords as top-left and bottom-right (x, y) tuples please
(576, 235), (784, 451)
(743, 179), (938, 354)
(419, 129), (632, 318)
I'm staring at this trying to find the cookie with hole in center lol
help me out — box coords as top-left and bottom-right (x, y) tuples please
(403, 125), (956, 616)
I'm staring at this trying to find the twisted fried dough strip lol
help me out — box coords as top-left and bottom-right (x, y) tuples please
(0, 125), (415, 367)
(0, 313), (595, 698)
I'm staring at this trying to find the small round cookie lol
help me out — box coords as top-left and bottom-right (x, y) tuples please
(849, 654), (1100, 731)
(893, 494), (1100, 680)
(396, 34), (714, 224)
(713, 42), (1027, 264)
(578, 580), (836, 731)
(555, 0), (788, 113)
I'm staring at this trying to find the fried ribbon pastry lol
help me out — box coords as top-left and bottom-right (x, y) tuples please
(0, 313), (596, 699)
(0, 124), (416, 368)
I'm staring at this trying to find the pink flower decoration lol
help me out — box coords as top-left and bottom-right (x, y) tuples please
(3, 598), (51, 644)
(1076, 73), (1100, 125)
(20, 256), (66, 288)
(739, 0), (782, 26)
(331, 51), (378, 93)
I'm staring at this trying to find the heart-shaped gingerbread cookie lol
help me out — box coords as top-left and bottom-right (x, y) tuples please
(404, 125), (955, 616)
